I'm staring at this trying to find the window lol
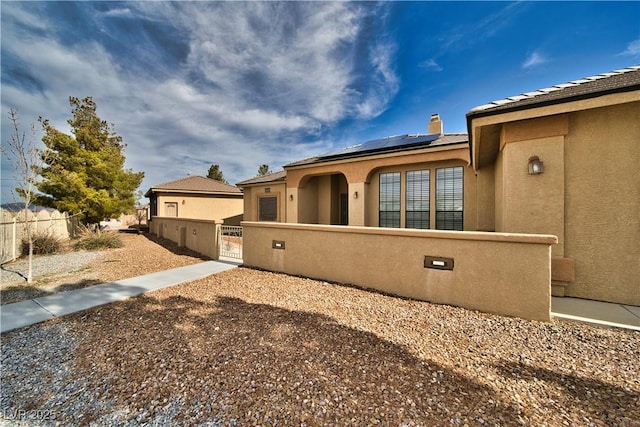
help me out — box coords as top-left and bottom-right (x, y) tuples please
(164, 202), (178, 217)
(150, 195), (158, 217)
(436, 167), (463, 230)
(406, 170), (430, 229)
(379, 172), (401, 227)
(258, 196), (278, 221)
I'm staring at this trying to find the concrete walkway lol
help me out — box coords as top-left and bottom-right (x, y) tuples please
(1, 259), (241, 333)
(552, 297), (640, 331)
(2, 261), (638, 333)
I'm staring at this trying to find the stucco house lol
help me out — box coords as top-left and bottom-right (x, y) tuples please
(238, 114), (472, 230)
(237, 170), (287, 223)
(145, 175), (243, 226)
(467, 65), (639, 306)
(238, 65), (639, 307)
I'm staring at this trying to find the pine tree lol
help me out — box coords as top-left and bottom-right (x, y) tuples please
(207, 164), (228, 183)
(35, 96), (144, 224)
(257, 164), (271, 176)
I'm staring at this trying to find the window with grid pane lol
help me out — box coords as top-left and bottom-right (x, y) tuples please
(258, 196), (278, 221)
(436, 166), (463, 230)
(406, 170), (430, 229)
(379, 172), (401, 227)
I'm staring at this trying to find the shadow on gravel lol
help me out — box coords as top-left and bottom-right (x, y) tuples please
(141, 233), (210, 261)
(39, 294), (526, 426)
(0, 279), (103, 305)
(493, 360), (638, 424)
(5, 290), (637, 425)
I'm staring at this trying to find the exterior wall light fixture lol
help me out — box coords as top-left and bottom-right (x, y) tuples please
(353, 191), (358, 199)
(289, 194), (294, 201)
(528, 156), (544, 175)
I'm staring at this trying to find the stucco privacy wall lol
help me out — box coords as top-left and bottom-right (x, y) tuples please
(149, 217), (220, 259)
(242, 221), (556, 322)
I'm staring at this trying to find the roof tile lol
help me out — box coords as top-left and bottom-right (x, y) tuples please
(468, 65), (640, 116)
(147, 175), (241, 195)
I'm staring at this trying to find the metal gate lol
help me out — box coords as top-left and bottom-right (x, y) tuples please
(220, 225), (243, 259)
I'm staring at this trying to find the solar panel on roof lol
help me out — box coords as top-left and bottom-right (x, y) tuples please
(318, 133), (439, 160)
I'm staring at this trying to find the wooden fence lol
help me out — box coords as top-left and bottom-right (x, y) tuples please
(0, 208), (79, 263)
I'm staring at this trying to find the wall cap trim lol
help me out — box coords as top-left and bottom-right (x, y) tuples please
(241, 221), (558, 245)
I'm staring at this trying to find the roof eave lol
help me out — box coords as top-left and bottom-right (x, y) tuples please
(237, 177), (286, 187)
(466, 82), (640, 170)
(467, 82), (640, 121)
(285, 140), (468, 169)
(145, 188), (242, 196)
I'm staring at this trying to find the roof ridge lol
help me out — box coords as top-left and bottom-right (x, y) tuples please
(150, 175), (240, 191)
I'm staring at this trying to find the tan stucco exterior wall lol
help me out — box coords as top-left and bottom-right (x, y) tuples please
(285, 144), (471, 228)
(473, 98), (640, 305)
(154, 193), (243, 223)
(563, 102), (640, 305)
(243, 222), (556, 322)
(473, 164), (495, 231)
(242, 182), (287, 222)
(498, 135), (566, 257)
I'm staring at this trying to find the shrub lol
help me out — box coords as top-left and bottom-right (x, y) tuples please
(73, 225), (123, 251)
(22, 231), (63, 255)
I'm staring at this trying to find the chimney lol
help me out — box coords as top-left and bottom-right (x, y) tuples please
(428, 114), (443, 135)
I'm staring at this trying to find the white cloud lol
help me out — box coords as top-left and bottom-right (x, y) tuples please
(102, 8), (133, 18)
(420, 59), (443, 72)
(0, 2), (48, 32)
(522, 51), (548, 69)
(1, 2), (398, 199)
(439, 2), (528, 51)
(172, 2), (367, 123)
(356, 40), (399, 119)
(619, 39), (640, 57)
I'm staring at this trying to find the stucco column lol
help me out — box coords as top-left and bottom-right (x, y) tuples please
(349, 182), (366, 226)
(213, 220), (222, 260)
(501, 136), (565, 257)
(286, 187), (299, 223)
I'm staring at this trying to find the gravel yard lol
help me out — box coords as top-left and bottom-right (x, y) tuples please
(1, 235), (639, 426)
(1, 233), (206, 305)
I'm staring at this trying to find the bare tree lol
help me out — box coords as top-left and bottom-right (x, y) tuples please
(132, 191), (148, 233)
(1, 109), (48, 283)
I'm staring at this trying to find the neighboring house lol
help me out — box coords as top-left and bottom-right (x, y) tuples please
(145, 175), (243, 225)
(238, 65), (639, 306)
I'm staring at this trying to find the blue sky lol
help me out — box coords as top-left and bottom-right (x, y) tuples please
(2, 1), (639, 204)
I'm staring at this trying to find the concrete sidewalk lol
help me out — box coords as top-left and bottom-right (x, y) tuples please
(1, 259), (241, 333)
(552, 297), (640, 331)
